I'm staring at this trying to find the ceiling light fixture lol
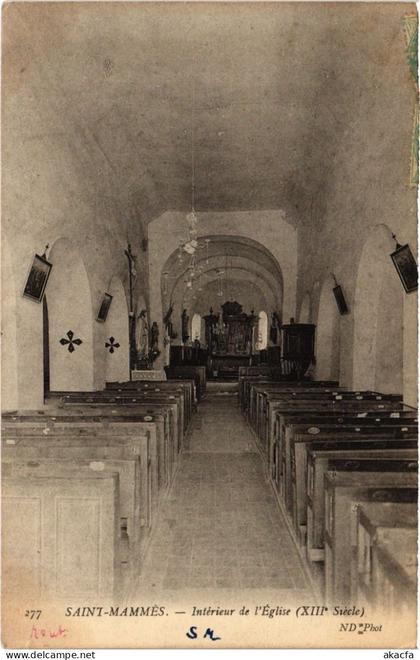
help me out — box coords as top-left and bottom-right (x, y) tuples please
(168, 77), (210, 304)
(179, 75), (209, 263)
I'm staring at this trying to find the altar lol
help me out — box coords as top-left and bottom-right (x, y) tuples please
(204, 301), (258, 378)
(209, 354), (251, 378)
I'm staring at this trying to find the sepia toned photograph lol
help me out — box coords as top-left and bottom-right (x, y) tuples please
(332, 284), (349, 316)
(22, 253), (53, 303)
(1, 0), (418, 651)
(390, 242), (418, 293)
(97, 293), (114, 322)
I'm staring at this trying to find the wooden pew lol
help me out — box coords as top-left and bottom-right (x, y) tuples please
(63, 389), (185, 440)
(238, 371), (292, 410)
(260, 387), (404, 428)
(2, 464), (121, 601)
(45, 392), (179, 458)
(253, 385), (348, 444)
(47, 395), (179, 477)
(269, 398), (417, 456)
(249, 383), (346, 430)
(245, 382), (329, 439)
(105, 380), (196, 423)
(370, 531), (417, 616)
(59, 390), (185, 446)
(2, 428), (159, 590)
(253, 388), (404, 447)
(50, 404), (175, 488)
(323, 471), (418, 604)
(265, 395), (413, 457)
(239, 374), (310, 413)
(120, 380), (194, 428)
(2, 413), (162, 518)
(265, 394), (415, 456)
(305, 442), (418, 558)
(283, 418), (418, 514)
(238, 369), (335, 410)
(354, 501), (417, 612)
(254, 384), (349, 437)
(244, 380), (344, 421)
(2, 431), (152, 557)
(271, 406), (416, 495)
(2, 442), (144, 566)
(164, 366), (206, 400)
(51, 386), (185, 433)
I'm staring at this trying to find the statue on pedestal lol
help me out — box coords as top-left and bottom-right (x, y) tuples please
(135, 309), (149, 368)
(150, 321), (159, 350)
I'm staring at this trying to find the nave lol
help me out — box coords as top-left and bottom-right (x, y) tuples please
(135, 388), (311, 599)
(2, 365), (418, 648)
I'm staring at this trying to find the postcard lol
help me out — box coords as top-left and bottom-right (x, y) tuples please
(2, 0), (418, 651)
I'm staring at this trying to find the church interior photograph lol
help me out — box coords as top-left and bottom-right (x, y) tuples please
(1, 1), (419, 649)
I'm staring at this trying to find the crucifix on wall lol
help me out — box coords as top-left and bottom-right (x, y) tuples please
(124, 243), (137, 373)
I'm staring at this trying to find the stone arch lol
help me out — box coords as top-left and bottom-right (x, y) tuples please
(162, 235), (284, 308)
(47, 237), (94, 391)
(105, 276), (130, 383)
(315, 275), (340, 381)
(148, 212), (297, 353)
(161, 235), (283, 351)
(353, 224), (403, 394)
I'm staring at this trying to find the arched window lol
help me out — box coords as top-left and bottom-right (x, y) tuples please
(191, 313), (201, 343)
(256, 311), (268, 350)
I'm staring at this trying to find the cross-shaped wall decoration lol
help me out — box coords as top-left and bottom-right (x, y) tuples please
(59, 330), (83, 353)
(105, 336), (120, 353)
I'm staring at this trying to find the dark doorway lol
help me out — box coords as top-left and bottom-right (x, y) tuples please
(43, 296), (50, 399)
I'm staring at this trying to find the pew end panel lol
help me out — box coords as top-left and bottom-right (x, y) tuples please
(2, 468), (122, 604)
(323, 472), (418, 605)
(354, 502), (417, 611)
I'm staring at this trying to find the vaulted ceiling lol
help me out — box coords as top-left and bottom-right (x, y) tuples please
(3, 2), (410, 228)
(161, 234), (283, 312)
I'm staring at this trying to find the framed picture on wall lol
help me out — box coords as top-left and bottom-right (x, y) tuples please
(333, 284), (349, 315)
(96, 292), (113, 322)
(390, 243), (418, 293)
(23, 253), (53, 303)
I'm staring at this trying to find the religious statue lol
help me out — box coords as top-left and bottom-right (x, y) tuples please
(163, 329), (171, 366)
(150, 321), (159, 350)
(135, 309), (149, 355)
(163, 304), (176, 339)
(305, 357), (316, 381)
(203, 307), (219, 350)
(270, 312), (278, 344)
(181, 309), (189, 344)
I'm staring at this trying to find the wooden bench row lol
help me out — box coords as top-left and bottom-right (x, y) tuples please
(355, 501), (417, 615)
(105, 377), (197, 420)
(164, 365), (206, 400)
(2, 378), (197, 603)
(237, 363), (339, 411)
(242, 378), (418, 614)
(238, 365), (292, 404)
(245, 381), (415, 471)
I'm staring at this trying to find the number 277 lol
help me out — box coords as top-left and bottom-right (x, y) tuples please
(25, 610), (42, 620)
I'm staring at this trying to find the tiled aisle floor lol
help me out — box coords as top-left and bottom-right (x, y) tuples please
(134, 392), (313, 600)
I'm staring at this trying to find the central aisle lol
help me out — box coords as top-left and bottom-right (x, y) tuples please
(134, 389), (313, 601)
